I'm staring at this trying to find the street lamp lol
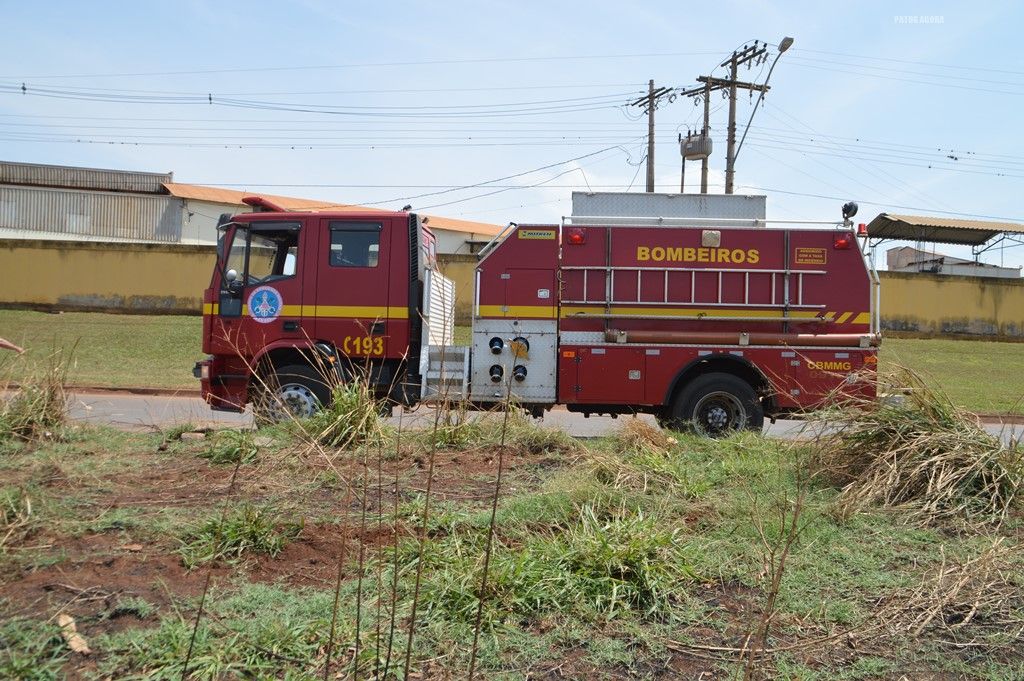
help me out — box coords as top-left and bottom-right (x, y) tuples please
(734, 36), (793, 164)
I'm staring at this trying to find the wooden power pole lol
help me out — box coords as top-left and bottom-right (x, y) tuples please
(682, 41), (770, 194)
(630, 80), (676, 193)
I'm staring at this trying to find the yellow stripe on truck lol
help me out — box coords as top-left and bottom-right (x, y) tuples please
(559, 306), (824, 320)
(202, 303), (407, 320)
(311, 305), (408, 319)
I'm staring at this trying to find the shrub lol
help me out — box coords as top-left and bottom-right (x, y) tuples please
(179, 504), (303, 568)
(199, 429), (258, 464)
(0, 353), (68, 443)
(303, 380), (385, 449)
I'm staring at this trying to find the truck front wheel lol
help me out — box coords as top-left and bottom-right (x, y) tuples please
(254, 364), (332, 423)
(664, 373), (764, 436)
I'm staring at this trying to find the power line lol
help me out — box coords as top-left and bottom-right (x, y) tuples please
(739, 184), (1024, 223)
(1, 51), (722, 80)
(784, 61), (1024, 96)
(0, 82), (640, 109)
(785, 55), (1024, 88)
(790, 47), (1024, 78)
(352, 143), (638, 207)
(1, 84), (635, 118)
(0, 81), (644, 97)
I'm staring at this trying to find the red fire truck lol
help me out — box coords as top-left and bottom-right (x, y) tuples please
(195, 195), (880, 435)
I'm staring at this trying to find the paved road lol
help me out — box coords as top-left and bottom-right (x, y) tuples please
(66, 391), (1019, 441)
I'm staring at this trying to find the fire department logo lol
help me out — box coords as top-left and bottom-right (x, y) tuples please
(247, 286), (283, 324)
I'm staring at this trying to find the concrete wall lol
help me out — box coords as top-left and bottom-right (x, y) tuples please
(880, 271), (1024, 338)
(0, 239), (214, 314)
(437, 254), (477, 323)
(3, 241), (1023, 338)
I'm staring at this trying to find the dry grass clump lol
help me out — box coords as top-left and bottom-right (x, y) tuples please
(418, 404), (582, 456)
(0, 351), (68, 443)
(583, 419), (691, 494)
(612, 418), (676, 455)
(877, 539), (1024, 653)
(1, 487), (34, 550)
(811, 369), (1023, 527)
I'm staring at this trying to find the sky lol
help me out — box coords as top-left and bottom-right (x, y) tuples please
(2, 0), (1023, 268)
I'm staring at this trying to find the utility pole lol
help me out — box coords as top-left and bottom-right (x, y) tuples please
(722, 43), (769, 193)
(681, 41), (770, 194)
(630, 80), (676, 193)
(701, 79), (711, 193)
(646, 80), (655, 192)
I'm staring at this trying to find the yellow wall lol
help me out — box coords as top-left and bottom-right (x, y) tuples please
(437, 254), (477, 324)
(3, 241), (1023, 338)
(880, 271), (1024, 338)
(0, 239), (214, 313)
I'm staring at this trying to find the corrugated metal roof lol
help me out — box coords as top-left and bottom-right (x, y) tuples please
(163, 182), (501, 236)
(1, 160), (172, 194)
(0, 184), (183, 242)
(163, 183), (364, 211)
(866, 213), (1024, 246)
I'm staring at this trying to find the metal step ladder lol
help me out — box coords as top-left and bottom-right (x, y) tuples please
(422, 345), (470, 401)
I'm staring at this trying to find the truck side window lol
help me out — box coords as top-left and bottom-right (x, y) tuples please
(223, 227), (248, 283)
(246, 222), (301, 284)
(330, 222), (381, 268)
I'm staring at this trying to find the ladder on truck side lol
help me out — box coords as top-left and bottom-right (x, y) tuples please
(419, 269), (469, 400)
(560, 216), (864, 327)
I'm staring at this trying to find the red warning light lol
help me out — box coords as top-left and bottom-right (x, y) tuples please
(834, 232), (853, 250)
(566, 228), (586, 245)
(857, 223), (868, 236)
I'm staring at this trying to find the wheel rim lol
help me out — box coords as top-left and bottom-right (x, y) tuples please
(270, 382), (321, 420)
(692, 390), (746, 436)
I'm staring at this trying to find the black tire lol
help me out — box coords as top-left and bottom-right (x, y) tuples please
(253, 364), (332, 423)
(664, 372), (764, 437)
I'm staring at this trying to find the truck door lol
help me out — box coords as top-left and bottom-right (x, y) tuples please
(212, 220), (306, 358)
(313, 218), (395, 360)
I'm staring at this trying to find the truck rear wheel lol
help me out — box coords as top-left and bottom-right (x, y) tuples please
(664, 373), (764, 436)
(254, 364), (332, 423)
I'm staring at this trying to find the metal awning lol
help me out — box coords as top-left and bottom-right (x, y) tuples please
(866, 213), (1024, 246)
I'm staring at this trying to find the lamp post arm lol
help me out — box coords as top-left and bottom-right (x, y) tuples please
(734, 52), (783, 163)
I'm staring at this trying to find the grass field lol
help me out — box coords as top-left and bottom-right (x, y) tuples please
(1, 404), (1022, 678)
(1, 310), (1023, 413)
(0, 310), (203, 390)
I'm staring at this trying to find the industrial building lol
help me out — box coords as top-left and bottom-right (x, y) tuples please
(886, 245), (1021, 279)
(0, 160), (500, 254)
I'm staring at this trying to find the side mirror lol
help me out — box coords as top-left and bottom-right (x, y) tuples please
(224, 268), (243, 295)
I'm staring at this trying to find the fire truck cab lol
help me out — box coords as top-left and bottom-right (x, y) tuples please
(196, 194), (880, 435)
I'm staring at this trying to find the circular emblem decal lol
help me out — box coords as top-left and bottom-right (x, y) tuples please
(247, 286), (283, 324)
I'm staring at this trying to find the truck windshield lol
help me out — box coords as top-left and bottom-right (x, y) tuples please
(222, 222), (300, 286)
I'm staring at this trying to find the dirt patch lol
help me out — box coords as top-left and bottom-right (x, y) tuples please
(250, 521), (403, 588)
(0, 532), (223, 629)
(2, 443), (559, 620)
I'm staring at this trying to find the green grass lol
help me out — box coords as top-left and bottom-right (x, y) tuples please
(0, 309), (203, 390)
(881, 337), (1024, 414)
(178, 504), (303, 568)
(0, 615), (68, 680)
(2, 311), (1023, 414)
(1, 418), (1022, 678)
